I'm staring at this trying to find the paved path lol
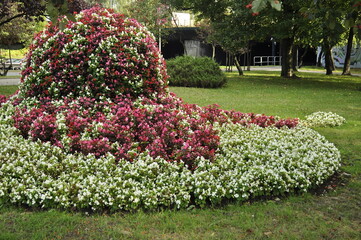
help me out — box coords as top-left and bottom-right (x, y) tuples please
(7, 71), (21, 77)
(0, 70), (21, 85)
(0, 78), (20, 85)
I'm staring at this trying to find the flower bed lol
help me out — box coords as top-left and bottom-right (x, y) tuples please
(0, 107), (340, 210)
(0, 7), (341, 211)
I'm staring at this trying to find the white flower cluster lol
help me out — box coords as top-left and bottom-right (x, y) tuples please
(0, 103), (341, 210)
(301, 112), (346, 127)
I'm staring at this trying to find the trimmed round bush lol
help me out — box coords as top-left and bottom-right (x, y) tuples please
(167, 56), (226, 88)
(20, 6), (168, 100)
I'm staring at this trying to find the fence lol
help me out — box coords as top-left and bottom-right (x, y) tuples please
(253, 56), (282, 66)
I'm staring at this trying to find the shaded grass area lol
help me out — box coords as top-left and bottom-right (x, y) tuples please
(300, 65), (361, 75)
(1, 71), (360, 239)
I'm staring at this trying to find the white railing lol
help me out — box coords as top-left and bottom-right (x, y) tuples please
(253, 56), (282, 66)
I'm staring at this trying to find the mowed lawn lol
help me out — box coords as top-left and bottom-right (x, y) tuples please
(0, 70), (360, 239)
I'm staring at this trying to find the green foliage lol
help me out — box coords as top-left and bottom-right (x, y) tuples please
(167, 56), (226, 88)
(0, 4), (41, 47)
(0, 0), (45, 27)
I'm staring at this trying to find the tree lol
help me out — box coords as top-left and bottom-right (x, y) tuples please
(196, 19), (218, 60)
(125, 1), (172, 36)
(305, 0), (347, 75)
(342, 1), (361, 75)
(115, 0), (173, 50)
(0, 1), (102, 28)
(259, 0), (319, 77)
(169, 0), (315, 78)
(255, 0), (354, 75)
(46, 0), (104, 24)
(0, 0), (45, 27)
(0, 3), (44, 76)
(103, 0), (132, 12)
(205, 1), (267, 75)
(168, 0), (265, 75)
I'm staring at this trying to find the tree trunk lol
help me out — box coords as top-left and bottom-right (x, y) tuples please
(212, 44), (216, 60)
(298, 46), (308, 68)
(243, 53), (246, 71)
(247, 49), (251, 71)
(229, 54), (233, 72)
(342, 27), (354, 75)
(317, 48), (323, 67)
(247, 42), (252, 71)
(280, 37), (294, 78)
(234, 56), (244, 76)
(226, 52), (230, 72)
(331, 54), (336, 70)
(324, 38), (333, 75)
(292, 45), (298, 72)
(0, 48), (12, 76)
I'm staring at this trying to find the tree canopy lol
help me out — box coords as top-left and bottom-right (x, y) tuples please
(168, 0), (361, 77)
(0, 0), (104, 27)
(0, 0), (45, 27)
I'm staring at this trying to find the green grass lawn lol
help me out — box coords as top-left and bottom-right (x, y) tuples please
(0, 71), (360, 239)
(0, 75), (20, 79)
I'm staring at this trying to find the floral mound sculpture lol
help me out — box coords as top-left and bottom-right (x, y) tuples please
(0, 7), (341, 211)
(20, 6), (168, 100)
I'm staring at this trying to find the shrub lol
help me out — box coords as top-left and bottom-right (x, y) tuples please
(167, 56), (226, 88)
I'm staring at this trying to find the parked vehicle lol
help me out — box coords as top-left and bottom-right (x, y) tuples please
(1, 58), (23, 70)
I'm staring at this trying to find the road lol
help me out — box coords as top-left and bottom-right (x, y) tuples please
(0, 70), (21, 85)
